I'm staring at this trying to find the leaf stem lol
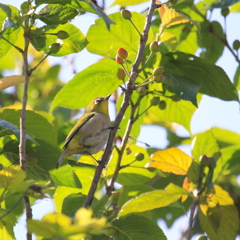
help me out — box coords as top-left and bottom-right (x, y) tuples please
(2, 36), (23, 53)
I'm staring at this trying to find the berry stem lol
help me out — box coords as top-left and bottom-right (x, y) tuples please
(129, 19), (143, 39)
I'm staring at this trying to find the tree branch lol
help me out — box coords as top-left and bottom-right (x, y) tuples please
(84, 0), (158, 208)
(19, 8), (33, 240)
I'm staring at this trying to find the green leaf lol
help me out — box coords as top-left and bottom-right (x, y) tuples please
(164, 73), (201, 106)
(49, 165), (82, 188)
(54, 186), (82, 212)
(112, 215), (167, 240)
(106, 145), (155, 185)
(0, 209), (16, 240)
(144, 86), (197, 132)
(198, 21), (225, 64)
(86, 12), (154, 61)
(0, 109), (57, 146)
(220, 145), (240, 173)
(35, 0), (72, 4)
(35, 0), (115, 29)
(37, 4), (79, 24)
(117, 92), (148, 140)
(191, 129), (223, 181)
(119, 183), (188, 217)
(26, 139), (60, 171)
(119, 185), (155, 207)
(50, 59), (121, 111)
(234, 66), (240, 90)
(0, 4), (21, 58)
(162, 52), (239, 102)
(210, 0), (240, 9)
(61, 192), (86, 215)
(0, 120), (36, 143)
(211, 127), (240, 148)
(31, 23), (88, 56)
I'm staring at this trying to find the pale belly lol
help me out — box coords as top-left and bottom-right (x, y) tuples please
(68, 113), (110, 155)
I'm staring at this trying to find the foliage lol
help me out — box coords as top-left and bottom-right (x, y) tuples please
(0, 0), (239, 240)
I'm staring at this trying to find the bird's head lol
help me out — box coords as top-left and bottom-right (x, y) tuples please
(86, 94), (111, 115)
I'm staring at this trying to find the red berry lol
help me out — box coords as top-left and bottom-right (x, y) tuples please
(153, 66), (164, 76)
(117, 48), (128, 59)
(116, 54), (124, 64)
(121, 9), (132, 20)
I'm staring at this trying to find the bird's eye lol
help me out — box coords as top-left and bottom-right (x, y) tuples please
(95, 99), (101, 104)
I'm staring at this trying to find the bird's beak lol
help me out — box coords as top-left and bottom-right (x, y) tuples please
(104, 94), (111, 101)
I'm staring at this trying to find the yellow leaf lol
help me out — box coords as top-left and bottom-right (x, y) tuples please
(182, 177), (193, 202)
(161, 8), (190, 28)
(0, 75), (25, 91)
(199, 185), (239, 240)
(149, 147), (192, 175)
(0, 166), (28, 193)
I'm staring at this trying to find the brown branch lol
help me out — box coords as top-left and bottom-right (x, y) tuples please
(19, 8), (33, 240)
(84, 0), (158, 208)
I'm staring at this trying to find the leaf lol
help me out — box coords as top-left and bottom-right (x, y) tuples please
(0, 166), (29, 193)
(210, 0), (240, 9)
(35, 0), (115, 29)
(0, 120), (36, 143)
(119, 183), (188, 218)
(191, 129), (223, 181)
(49, 165), (82, 188)
(149, 147), (193, 175)
(54, 186), (82, 213)
(111, 0), (149, 6)
(234, 66), (240, 90)
(0, 109), (57, 146)
(144, 86), (197, 132)
(37, 4), (79, 24)
(199, 185), (239, 240)
(106, 145), (155, 185)
(0, 4), (21, 58)
(161, 52), (239, 102)
(0, 209), (16, 240)
(50, 59), (121, 111)
(118, 185), (155, 207)
(161, 8), (190, 28)
(31, 23), (88, 56)
(211, 127), (240, 148)
(198, 21), (225, 63)
(112, 215), (167, 240)
(164, 73), (201, 106)
(0, 75), (25, 91)
(61, 193), (86, 215)
(86, 12), (154, 61)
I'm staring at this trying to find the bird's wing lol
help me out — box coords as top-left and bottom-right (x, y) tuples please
(63, 112), (95, 149)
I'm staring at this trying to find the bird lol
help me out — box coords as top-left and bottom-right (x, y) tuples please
(57, 94), (111, 168)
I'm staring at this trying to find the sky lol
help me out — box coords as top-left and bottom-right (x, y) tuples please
(1, 0), (240, 239)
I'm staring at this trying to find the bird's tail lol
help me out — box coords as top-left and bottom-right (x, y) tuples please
(56, 148), (70, 169)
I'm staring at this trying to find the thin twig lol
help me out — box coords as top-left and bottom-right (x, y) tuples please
(107, 95), (143, 196)
(83, 0), (157, 208)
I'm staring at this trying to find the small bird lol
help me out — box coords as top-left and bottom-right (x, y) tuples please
(57, 94), (111, 168)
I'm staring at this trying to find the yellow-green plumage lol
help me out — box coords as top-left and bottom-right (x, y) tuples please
(57, 95), (111, 168)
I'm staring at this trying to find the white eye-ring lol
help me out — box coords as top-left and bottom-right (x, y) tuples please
(95, 99), (101, 104)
